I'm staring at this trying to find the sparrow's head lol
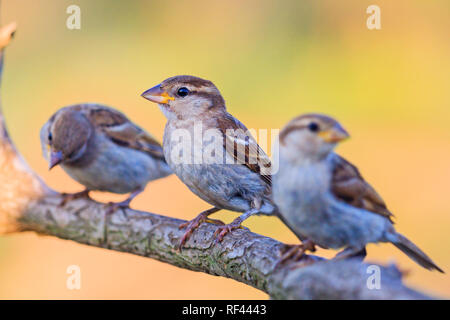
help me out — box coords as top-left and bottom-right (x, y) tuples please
(279, 113), (349, 161)
(141, 75), (225, 120)
(41, 108), (93, 169)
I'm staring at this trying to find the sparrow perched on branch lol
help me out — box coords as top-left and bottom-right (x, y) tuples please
(272, 113), (443, 272)
(141, 75), (276, 247)
(40, 103), (171, 211)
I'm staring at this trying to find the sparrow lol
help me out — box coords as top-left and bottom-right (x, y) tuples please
(141, 75), (276, 247)
(40, 103), (172, 211)
(272, 113), (443, 272)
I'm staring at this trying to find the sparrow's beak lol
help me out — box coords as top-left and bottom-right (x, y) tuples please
(141, 84), (174, 104)
(49, 150), (63, 170)
(318, 124), (350, 143)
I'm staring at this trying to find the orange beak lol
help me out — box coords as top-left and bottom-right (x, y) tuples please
(49, 150), (63, 170)
(141, 84), (174, 104)
(318, 124), (350, 143)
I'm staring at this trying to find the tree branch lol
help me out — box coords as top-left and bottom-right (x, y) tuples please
(0, 23), (434, 300)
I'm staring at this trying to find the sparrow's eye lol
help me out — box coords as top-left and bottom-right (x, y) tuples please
(177, 87), (190, 97)
(48, 132), (53, 143)
(308, 122), (320, 132)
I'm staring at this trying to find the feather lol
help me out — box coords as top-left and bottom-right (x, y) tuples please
(217, 113), (272, 186)
(331, 155), (394, 222)
(77, 104), (165, 161)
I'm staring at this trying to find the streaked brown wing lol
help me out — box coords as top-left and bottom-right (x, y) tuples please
(331, 155), (394, 222)
(217, 113), (272, 186)
(82, 104), (165, 161)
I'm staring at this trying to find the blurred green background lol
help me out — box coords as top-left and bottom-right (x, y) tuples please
(0, 0), (449, 299)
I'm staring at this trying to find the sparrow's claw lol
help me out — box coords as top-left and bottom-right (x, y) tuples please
(59, 190), (90, 207)
(179, 217), (224, 231)
(104, 188), (143, 215)
(178, 208), (223, 250)
(334, 246), (366, 261)
(274, 240), (316, 269)
(213, 220), (247, 244)
(104, 199), (132, 215)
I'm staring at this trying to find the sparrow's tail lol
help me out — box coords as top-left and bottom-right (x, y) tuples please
(388, 232), (444, 273)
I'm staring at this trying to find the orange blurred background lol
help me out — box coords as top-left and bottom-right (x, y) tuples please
(0, 0), (449, 299)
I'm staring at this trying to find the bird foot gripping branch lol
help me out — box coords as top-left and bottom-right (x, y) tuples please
(275, 240), (317, 268)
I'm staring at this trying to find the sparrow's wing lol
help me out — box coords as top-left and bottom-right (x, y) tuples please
(331, 155), (394, 222)
(81, 104), (165, 161)
(217, 113), (272, 186)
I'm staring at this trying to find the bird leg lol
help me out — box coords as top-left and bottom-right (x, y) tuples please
(274, 239), (316, 269)
(213, 208), (259, 244)
(178, 207), (223, 250)
(334, 246), (367, 261)
(105, 187), (144, 215)
(59, 189), (91, 207)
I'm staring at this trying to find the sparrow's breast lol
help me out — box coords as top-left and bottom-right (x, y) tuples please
(163, 121), (272, 212)
(274, 155), (389, 249)
(273, 157), (335, 246)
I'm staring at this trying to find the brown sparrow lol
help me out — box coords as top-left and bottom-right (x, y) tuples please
(141, 75), (276, 247)
(40, 103), (171, 211)
(272, 113), (443, 272)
